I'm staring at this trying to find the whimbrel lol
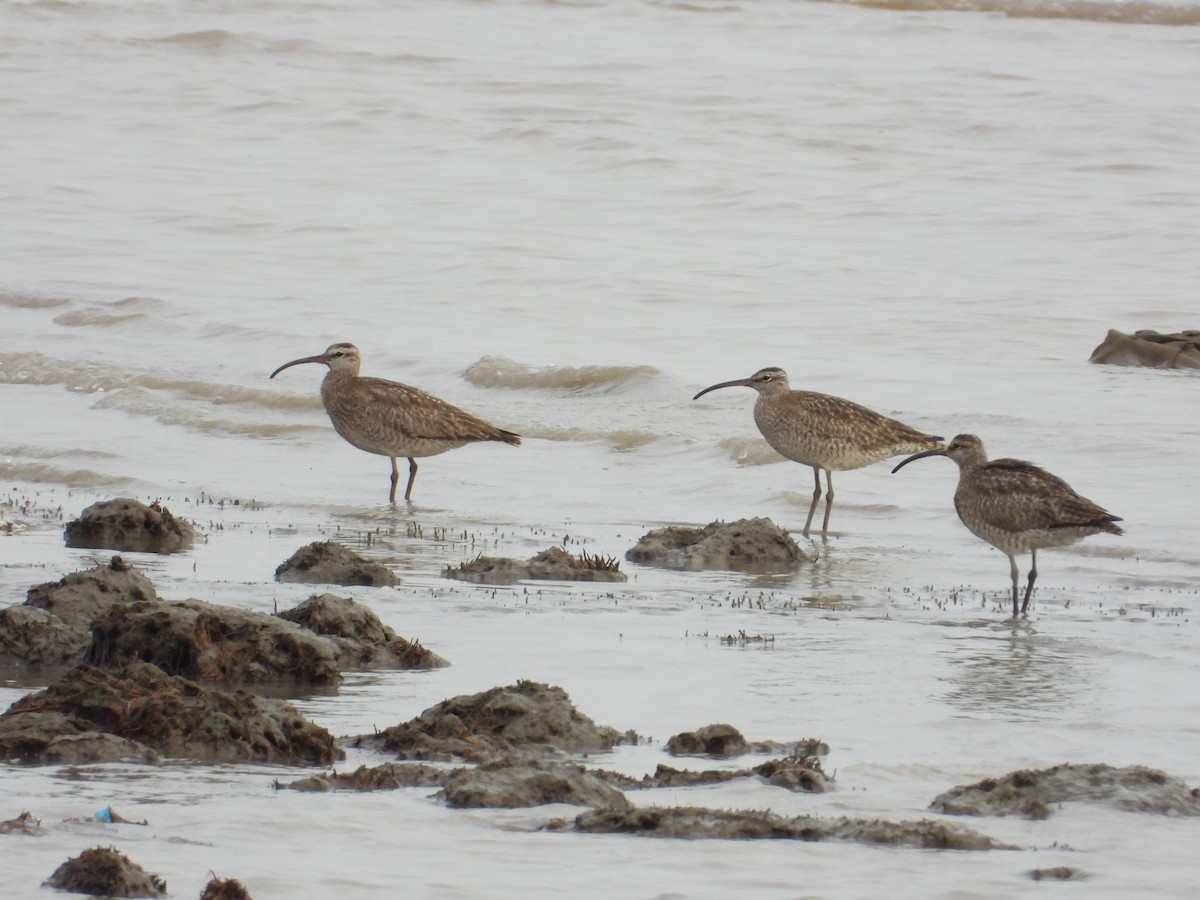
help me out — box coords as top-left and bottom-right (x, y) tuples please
(270, 343), (520, 503)
(693, 367), (942, 538)
(892, 433), (1123, 616)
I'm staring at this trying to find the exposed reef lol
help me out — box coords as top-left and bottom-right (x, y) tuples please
(625, 518), (807, 572)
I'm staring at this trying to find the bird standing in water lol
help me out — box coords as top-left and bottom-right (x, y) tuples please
(693, 367), (943, 537)
(270, 342), (520, 503)
(892, 433), (1123, 616)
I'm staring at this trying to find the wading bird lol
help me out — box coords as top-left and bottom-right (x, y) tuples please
(693, 367), (942, 537)
(892, 433), (1123, 616)
(270, 342), (520, 503)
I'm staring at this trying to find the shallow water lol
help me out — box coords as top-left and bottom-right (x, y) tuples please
(3, 0), (1200, 896)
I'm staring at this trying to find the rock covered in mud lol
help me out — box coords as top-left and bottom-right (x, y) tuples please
(0, 661), (341, 765)
(275, 540), (398, 587)
(200, 876), (254, 899)
(444, 546), (626, 585)
(1029, 867), (1085, 881)
(665, 723), (748, 757)
(664, 723), (828, 761)
(559, 806), (1012, 850)
(362, 680), (633, 763)
(931, 763), (1200, 819)
(43, 846), (167, 898)
(625, 518), (808, 571)
(64, 498), (195, 554)
(279, 762), (449, 793)
(26, 556), (159, 629)
(0, 606), (90, 670)
(596, 754), (828, 794)
(440, 758), (629, 810)
(1089, 328), (1200, 369)
(276, 593), (448, 669)
(0, 557), (161, 671)
(87, 598), (342, 685)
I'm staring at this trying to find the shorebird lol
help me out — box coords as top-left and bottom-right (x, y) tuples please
(693, 367), (942, 538)
(892, 433), (1124, 616)
(270, 343), (520, 503)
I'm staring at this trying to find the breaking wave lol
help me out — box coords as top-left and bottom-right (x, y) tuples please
(0, 352), (322, 412)
(0, 459), (135, 489)
(833, 0), (1200, 26)
(717, 436), (787, 466)
(523, 426), (662, 451)
(463, 356), (660, 392)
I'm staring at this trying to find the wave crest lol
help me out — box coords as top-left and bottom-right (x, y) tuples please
(835, 0), (1200, 26)
(718, 436), (786, 466)
(0, 459), (135, 488)
(524, 426), (661, 451)
(0, 351), (322, 411)
(463, 356), (660, 391)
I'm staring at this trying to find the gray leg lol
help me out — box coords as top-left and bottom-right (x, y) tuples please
(802, 467), (822, 537)
(404, 457), (419, 502)
(820, 469), (835, 537)
(388, 457), (400, 504)
(1007, 554), (1020, 617)
(1021, 550), (1038, 615)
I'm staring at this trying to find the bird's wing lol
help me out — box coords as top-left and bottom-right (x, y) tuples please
(789, 392), (940, 449)
(959, 459), (1117, 532)
(335, 378), (513, 443)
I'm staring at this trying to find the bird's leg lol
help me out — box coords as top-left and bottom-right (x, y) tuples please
(801, 467), (823, 537)
(1021, 550), (1038, 615)
(388, 457), (400, 504)
(820, 469), (835, 538)
(1007, 554), (1020, 617)
(403, 457), (418, 502)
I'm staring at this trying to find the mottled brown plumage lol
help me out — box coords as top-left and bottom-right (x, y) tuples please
(893, 433), (1124, 616)
(693, 367), (942, 537)
(270, 343), (520, 502)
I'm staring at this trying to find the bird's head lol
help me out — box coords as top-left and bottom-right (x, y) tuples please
(892, 433), (987, 474)
(693, 367), (790, 400)
(270, 342), (362, 379)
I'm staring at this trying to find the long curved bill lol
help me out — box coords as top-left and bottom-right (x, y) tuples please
(891, 447), (947, 474)
(270, 353), (329, 379)
(692, 377), (754, 401)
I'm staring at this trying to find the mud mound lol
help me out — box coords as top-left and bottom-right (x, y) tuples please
(560, 806), (1011, 849)
(444, 546), (627, 585)
(931, 763), (1200, 818)
(275, 541), (398, 587)
(87, 598), (341, 685)
(1, 557), (163, 671)
(625, 518), (808, 572)
(276, 593), (448, 669)
(596, 753), (828, 794)
(1089, 328), (1200, 369)
(279, 762), (449, 793)
(1030, 867), (1085, 881)
(64, 498), (194, 554)
(440, 758), (629, 809)
(0, 605), (89, 670)
(665, 723), (747, 757)
(0, 661), (341, 765)
(664, 724), (828, 760)
(44, 846), (166, 897)
(26, 556), (159, 629)
(200, 876), (254, 899)
(362, 680), (633, 763)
